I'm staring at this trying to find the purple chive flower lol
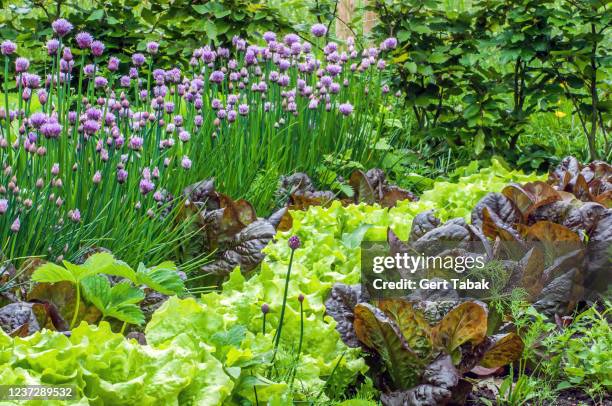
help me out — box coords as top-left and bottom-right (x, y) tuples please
(278, 74), (290, 87)
(383, 37), (398, 50)
(94, 76), (108, 88)
(92, 171), (102, 184)
(46, 39), (60, 55)
(238, 103), (249, 116)
(209, 70), (225, 84)
(69, 209), (81, 223)
(90, 40), (105, 57)
(201, 47), (216, 63)
(227, 110), (237, 123)
(132, 53), (146, 66)
(129, 136), (143, 150)
(108, 56), (120, 71)
(263, 32), (276, 43)
(83, 119), (100, 134)
(24, 73), (41, 88)
(181, 156), (192, 170)
(283, 33), (300, 46)
(147, 41), (159, 55)
(298, 293), (305, 303)
(311, 23), (327, 37)
(83, 64), (96, 76)
(86, 107), (102, 120)
(120, 75), (131, 87)
(1, 40), (17, 55)
(139, 178), (155, 195)
(278, 59), (291, 71)
(75, 32), (93, 49)
(30, 112), (47, 128)
(38, 89), (48, 105)
(0, 199), (8, 214)
(320, 75), (333, 87)
(15, 57), (30, 73)
(179, 130), (190, 142)
(117, 168), (128, 184)
(51, 163), (60, 175)
(339, 102), (354, 116)
(62, 47), (73, 62)
(326, 64), (342, 76)
(10, 217), (20, 233)
(40, 121), (62, 138)
(52, 18), (73, 37)
(288, 235), (301, 250)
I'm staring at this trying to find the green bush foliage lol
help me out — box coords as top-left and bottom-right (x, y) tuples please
(0, 0), (291, 67)
(371, 0), (611, 161)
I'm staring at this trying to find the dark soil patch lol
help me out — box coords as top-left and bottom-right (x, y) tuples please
(553, 389), (612, 406)
(465, 386), (611, 406)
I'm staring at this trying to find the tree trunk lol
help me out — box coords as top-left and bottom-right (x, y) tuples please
(588, 23), (599, 160)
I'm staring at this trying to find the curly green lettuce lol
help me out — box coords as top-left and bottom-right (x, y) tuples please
(0, 322), (233, 406)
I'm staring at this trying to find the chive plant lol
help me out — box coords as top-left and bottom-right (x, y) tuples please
(0, 19), (399, 266)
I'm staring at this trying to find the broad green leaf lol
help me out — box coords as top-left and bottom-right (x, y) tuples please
(87, 9), (104, 21)
(63, 261), (99, 282)
(137, 262), (185, 296)
(31, 263), (76, 284)
(82, 277), (145, 325)
(81, 275), (112, 313)
(474, 130), (485, 155)
(107, 303), (145, 325)
(110, 281), (145, 305)
(103, 260), (139, 283)
(83, 252), (116, 273)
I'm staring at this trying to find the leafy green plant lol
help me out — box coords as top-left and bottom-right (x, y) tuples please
(544, 305), (612, 399)
(369, 0), (610, 162)
(0, 322), (235, 404)
(81, 276), (145, 327)
(31, 253), (120, 328)
(548, 0), (612, 160)
(0, 0), (292, 67)
(347, 300), (523, 404)
(31, 252), (185, 329)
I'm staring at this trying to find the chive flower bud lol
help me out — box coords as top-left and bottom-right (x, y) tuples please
(10, 217), (20, 232)
(288, 235), (301, 250)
